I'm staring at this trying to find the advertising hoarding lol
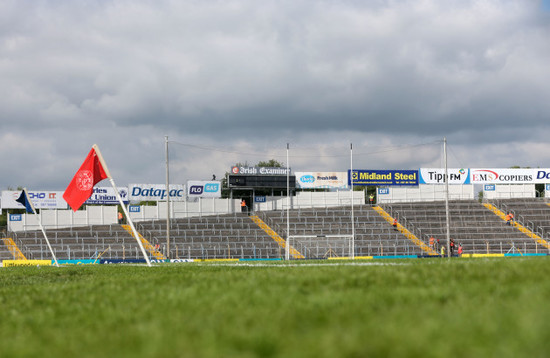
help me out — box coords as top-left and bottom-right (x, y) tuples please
(128, 184), (186, 201)
(295, 172), (348, 189)
(419, 168), (470, 184)
(84, 187), (129, 205)
(1, 190), (67, 210)
(349, 170), (419, 186)
(469, 168), (550, 184)
(187, 181), (222, 198)
(231, 166), (291, 175)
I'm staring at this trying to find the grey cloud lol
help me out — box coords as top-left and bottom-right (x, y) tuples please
(1, 0), (550, 189)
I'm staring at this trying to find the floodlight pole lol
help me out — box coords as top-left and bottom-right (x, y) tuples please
(165, 135), (170, 259)
(286, 143), (290, 261)
(350, 143), (355, 260)
(444, 137), (451, 258)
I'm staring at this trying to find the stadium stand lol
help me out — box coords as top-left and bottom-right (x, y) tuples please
(4, 199), (550, 260)
(488, 198), (550, 240)
(381, 200), (549, 255)
(7, 225), (144, 261)
(0, 238), (17, 261)
(257, 205), (426, 258)
(135, 213), (281, 260)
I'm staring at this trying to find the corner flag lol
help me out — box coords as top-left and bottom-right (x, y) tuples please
(63, 147), (108, 211)
(16, 189), (35, 214)
(63, 144), (152, 267)
(16, 188), (59, 267)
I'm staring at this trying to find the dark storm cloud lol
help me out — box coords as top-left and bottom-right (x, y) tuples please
(1, 0), (549, 189)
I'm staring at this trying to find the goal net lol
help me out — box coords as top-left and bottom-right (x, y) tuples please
(287, 235), (354, 260)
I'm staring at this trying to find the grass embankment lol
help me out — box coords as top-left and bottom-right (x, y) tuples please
(1, 258), (550, 357)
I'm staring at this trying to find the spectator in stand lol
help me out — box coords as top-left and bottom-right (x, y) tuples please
(458, 243), (463, 256)
(505, 213), (512, 226)
(392, 218), (398, 230)
(450, 238), (455, 256)
(429, 236), (435, 250)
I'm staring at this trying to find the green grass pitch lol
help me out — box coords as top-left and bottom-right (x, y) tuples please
(1, 257), (550, 358)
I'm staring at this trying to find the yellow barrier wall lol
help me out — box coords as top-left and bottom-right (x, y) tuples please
(3, 260), (52, 267)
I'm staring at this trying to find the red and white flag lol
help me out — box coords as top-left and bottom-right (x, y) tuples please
(63, 146), (109, 211)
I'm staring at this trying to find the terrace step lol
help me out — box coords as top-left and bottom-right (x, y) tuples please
(120, 225), (166, 260)
(372, 206), (439, 256)
(249, 215), (304, 259)
(1, 237), (27, 260)
(483, 203), (550, 250)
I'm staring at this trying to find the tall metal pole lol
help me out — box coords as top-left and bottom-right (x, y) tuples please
(286, 143), (290, 261)
(350, 143), (355, 259)
(444, 137), (451, 258)
(165, 135), (170, 259)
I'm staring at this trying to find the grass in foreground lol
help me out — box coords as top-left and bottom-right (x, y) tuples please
(1, 258), (550, 358)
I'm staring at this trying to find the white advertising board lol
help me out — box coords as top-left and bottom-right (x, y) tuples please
(469, 168), (550, 184)
(419, 168), (470, 184)
(128, 184), (186, 202)
(295, 172), (348, 189)
(1, 190), (67, 210)
(85, 187), (129, 205)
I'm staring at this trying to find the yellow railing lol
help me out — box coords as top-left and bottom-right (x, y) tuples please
(1, 238), (27, 260)
(483, 203), (550, 250)
(121, 225), (167, 260)
(249, 215), (304, 259)
(372, 206), (439, 256)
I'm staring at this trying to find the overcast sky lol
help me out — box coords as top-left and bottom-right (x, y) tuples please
(1, 0), (549, 190)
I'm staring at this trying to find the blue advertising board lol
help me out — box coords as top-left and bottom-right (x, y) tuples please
(349, 170), (419, 186)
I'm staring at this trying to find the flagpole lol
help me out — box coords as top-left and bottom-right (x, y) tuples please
(286, 143), (290, 261)
(25, 189), (59, 267)
(350, 143), (355, 260)
(165, 135), (170, 260)
(92, 145), (152, 267)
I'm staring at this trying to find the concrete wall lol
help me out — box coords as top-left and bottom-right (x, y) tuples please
(8, 206), (118, 232)
(482, 184), (536, 199)
(377, 185), (475, 203)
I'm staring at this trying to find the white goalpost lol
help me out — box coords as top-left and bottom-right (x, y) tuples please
(287, 234), (354, 260)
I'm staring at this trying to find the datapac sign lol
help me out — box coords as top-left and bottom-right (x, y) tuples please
(128, 184), (186, 202)
(187, 181), (221, 198)
(349, 170), (419, 186)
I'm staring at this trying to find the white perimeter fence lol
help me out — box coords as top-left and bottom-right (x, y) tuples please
(7, 190), (363, 232)
(6, 184), (541, 232)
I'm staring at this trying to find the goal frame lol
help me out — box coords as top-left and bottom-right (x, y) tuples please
(287, 234), (354, 260)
